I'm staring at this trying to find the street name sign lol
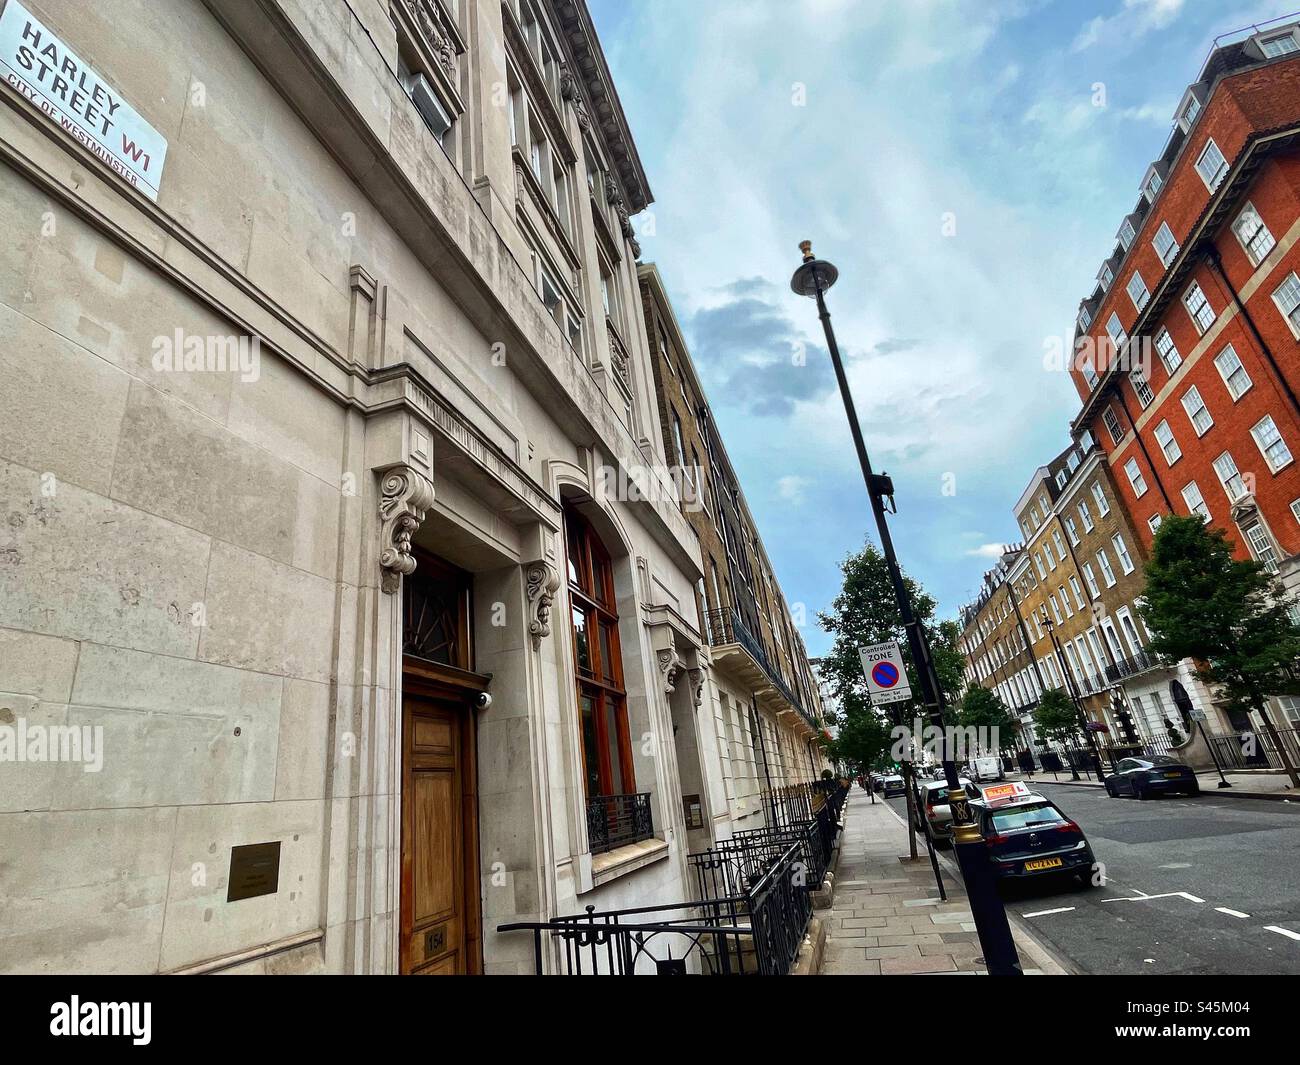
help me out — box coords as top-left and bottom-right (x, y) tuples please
(859, 641), (913, 706)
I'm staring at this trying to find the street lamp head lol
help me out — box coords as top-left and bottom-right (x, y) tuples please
(790, 239), (838, 297)
(1040, 605), (1053, 632)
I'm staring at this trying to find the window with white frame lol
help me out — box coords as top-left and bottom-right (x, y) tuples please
(1082, 355), (1100, 389)
(1127, 271), (1150, 312)
(1059, 585), (1073, 617)
(1148, 513), (1163, 534)
(1069, 576), (1086, 610)
(1232, 202), (1275, 266)
(1064, 515), (1080, 545)
(1182, 480), (1210, 521)
(1078, 306), (1093, 332)
(1181, 95), (1201, 128)
(1113, 533), (1135, 574)
(1068, 449), (1081, 471)
(1033, 552), (1046, 579)
(1078, 500), (1095, 533)
(1183, 281), (1215, 334)
(1097, 549), (1117, 587)
(1195, 138), (1229, 191)
(1144, 169), (1163, 201)
(1214, 344), (1253, 401)
(1052, 528), (1067, 560)
(1131, 368), (1155, 408)
(1050, 594), (1062, 624)
(1244, 522), (1280, 573)
(1154, 419), (1182, 465)
(1260, 30), (1300, 57)
(1055, 470), (1067, 490)
(1043, 540), (1056, 570)
(1082, 562), (1100, 598)
(1106, 311), (1128, 347)
(1292, 498), (1300, 527)
(1103, 407), (1124, 447)
(1124, 458), (1148, 497)
(1092, 481), (1111, 515)
(1152, 222), (1179, 268)
(1154, 328), (1182, 375)
(1212, 451), (1247, 502)
(1099, 262), (1114, 290)
(1118, 218), (1136, 250)
(1272, 272), (1300, 338)
(1181, 384), (1213, 436)
(1252, 414), (1294, 472)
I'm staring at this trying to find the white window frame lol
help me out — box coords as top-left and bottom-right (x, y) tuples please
(1064, 515), (1079, 545)
(1181, 385), (1213, 436)
(1232, 202), (1275, 266)
(1069, 575), (1086, 610)
(1212, 450), (1247, 502)
(1214, 344), (1253, 401)
(1259, 30), (1300, 57)
(1154, 418), (1182, 465)
(1182, 480), (1210, 521)
(1082, 562), (1100, 598)
(1152, 222), (1179, 268)
(1118, 218), (1136, 251)
(1078, 500), (1095, 533)
(1244, 522), (1279, 573)
(1126, 270), (1150, 312)
(1106, 311), (1128, 347)
(1147, 513), (1163, 534)
(1272, 272), (1300, 339)
(1183, 281), (1215, 334)
(1112, 533), (1135, 575)
(1124, 458), (1148, 498)
(1195, 138), (1229, 192)
(1130, 368), (1155, 408)
(1154, 328), (1181, 374)
(1092, 481), (1111, 516)
(1103, 407), (1124, 447)
(1096, 549), (1117, 588)
(1251, 414), (1294, 473)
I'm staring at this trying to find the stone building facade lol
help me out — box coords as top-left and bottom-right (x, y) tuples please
(0, 0), (801, 975)
(638, 263), (829, 848)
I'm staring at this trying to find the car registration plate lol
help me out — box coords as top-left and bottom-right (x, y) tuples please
(1023, 857), (1063, 872)
(1164, 771), (1183, 778)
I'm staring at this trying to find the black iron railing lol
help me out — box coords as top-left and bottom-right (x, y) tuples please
(587, 792), (653, 855)
(1104, 650), (1157, 683)
(1203, 726), (1300, 772)
(705, 606), (820, 731)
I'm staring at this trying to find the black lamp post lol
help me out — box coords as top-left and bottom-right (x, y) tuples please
(1039, 606), (1106, 783)
(791, 241), (1022, 976)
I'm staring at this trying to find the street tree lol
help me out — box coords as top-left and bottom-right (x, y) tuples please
(1139, 514), (1300, 785)
(959, 685), (1017, 753)
(1032, 688), (1078, 747)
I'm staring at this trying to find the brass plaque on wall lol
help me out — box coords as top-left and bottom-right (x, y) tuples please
(227, 841), (281, 902)
(682, 794), (705, 830)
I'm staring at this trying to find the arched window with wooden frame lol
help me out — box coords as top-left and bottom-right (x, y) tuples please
(564, 503), (648, 853)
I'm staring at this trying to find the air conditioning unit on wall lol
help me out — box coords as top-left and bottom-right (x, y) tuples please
(403, 72), (452, 140)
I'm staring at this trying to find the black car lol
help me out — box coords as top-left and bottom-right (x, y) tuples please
(978, 796), (1097, 886)
(1104, 755), (1200, 799)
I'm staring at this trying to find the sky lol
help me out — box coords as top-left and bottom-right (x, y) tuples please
(587, 0), (1294, 656)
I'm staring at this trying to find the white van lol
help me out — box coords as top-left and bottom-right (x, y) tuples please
(969, 754), (1004, 783)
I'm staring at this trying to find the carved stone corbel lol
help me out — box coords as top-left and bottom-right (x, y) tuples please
(378, 465), (435, 594)
(657, 646), (684, 694)
(525, 560), (561, 650)
(686, 666), (707, 710)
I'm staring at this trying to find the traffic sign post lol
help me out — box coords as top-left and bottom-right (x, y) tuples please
(859, 641), (913, 707)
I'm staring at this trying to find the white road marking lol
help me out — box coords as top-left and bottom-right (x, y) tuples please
(1101, 890), (1204, 905)
(1265, 925), (1300, 941)
(1021, 906), (1075, 918)
(1215, 907), (1251, 919)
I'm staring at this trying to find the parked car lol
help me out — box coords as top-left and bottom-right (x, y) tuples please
(881, 774), (906, 798)
(968, 754), (1004, 783)
(915, 778), (982, 845)
(976, 788), (1097, 886)
(1104, 755), (1200, 799)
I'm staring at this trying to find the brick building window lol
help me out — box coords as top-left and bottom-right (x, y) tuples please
(1195, 138), (1228, 191)
(1181, 385), (1214, 436)
(1131, 369), (1155, 408)
(1106, 311), (1128, 347)
(1065, 515), (1080, 545)
(1183, 282), (1216, 334)
(1212, 451), (1248, 502)
(1124, 458), (1148, 498)
(1118, 218), (1136, 250)
(1083, 561), (1101, 598)
(1213, 344), (1253, 401)
(1154, 419), (1182, 465)
(1113, 534), (1135, 575)
(1251, 415), (1294, 473)
(1155, 328), (1182, 374)
(1103, 406), (1124, 447)
(1097, 549), (1118, 588)
(1152, 222), (1179, 268)
(1232, 203), (1275, 266)
(1271, 272), (1300, 338)
(1092, 481), (1111, 516)
(1078, 500), (1095, 533)
(1260, 31), (1300, 57)
(1148, 514), (1163, 533)
(1244, 524), (1279, 573)
(1127, 271), (1150, 312)
(1182, 481), (1210, 521)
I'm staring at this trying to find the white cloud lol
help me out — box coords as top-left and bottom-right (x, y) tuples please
(1071, 0), (1186, 53)
(776, 475), (811, 503)
(966, 543), (1010, 559)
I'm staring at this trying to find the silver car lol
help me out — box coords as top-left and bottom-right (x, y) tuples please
(914, 777), (982, 845)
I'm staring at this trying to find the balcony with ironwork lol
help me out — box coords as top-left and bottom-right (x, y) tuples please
(705, 606), (821, 734)
(586, 792), (653, 856)
(1103, 649), (1161, 684)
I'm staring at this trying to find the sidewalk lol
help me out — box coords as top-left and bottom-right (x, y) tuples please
(1016, 767), (1299, 800)
(820, 786), (1065, 975)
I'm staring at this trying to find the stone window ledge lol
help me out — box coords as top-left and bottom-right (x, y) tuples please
(589, 836), (670, 889)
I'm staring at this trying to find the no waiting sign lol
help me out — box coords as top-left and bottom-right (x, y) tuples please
(859, 641), (913, 706)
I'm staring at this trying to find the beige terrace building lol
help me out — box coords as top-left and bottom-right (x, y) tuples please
(0, 0), (748, 974)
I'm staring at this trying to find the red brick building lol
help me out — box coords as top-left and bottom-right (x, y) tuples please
(1069, 20), (1300, 736)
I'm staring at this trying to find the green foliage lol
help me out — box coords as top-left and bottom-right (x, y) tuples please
(1139, 515), (1300, 718)
(1032, 688), (1079, 746)
(958, 685), (1016, 750)
(824, 688), (893, 773)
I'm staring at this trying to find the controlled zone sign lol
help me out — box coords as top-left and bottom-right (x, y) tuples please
(859, 641), (913, 706)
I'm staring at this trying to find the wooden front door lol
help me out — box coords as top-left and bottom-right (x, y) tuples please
(400, 683), (481, 974)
